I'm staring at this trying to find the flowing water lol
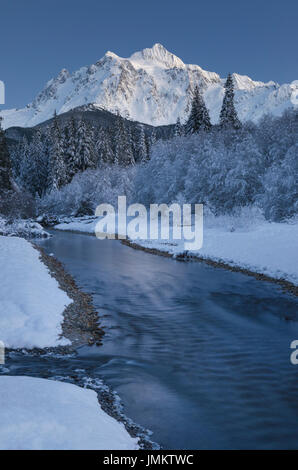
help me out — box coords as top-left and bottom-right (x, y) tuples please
(5, 230), (298, 449)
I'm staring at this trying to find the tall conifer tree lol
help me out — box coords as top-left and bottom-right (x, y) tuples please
(219, 73), (241, 129)
(185, 86), (211, 134)
(0, 117), (12, 191)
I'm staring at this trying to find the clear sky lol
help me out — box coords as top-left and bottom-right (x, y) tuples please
(1, 0), (297, 108)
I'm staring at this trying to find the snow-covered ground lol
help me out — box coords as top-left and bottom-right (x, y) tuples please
(0, 235), (71, 348)
(0, 217), (50, 238)
(55, 215), (298, 286)
(0, 376), (139, 450)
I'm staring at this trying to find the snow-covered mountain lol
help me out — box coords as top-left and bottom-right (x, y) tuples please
(1, 43), (297, 129)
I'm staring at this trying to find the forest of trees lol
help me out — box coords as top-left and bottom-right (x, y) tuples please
(9, 112), (155, 198)
(1, 75), (298, 222)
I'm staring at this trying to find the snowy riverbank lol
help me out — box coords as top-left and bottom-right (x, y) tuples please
(55, 215), (298, 288)
(0, 217), (50, 238)
(0, 235), (71, 349)
(0, 376), (139, 450)
(0, 234), (103, 349)
(0, 235), (141, 450)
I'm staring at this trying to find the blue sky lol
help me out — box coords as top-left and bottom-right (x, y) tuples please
(1, 0), (297, 108)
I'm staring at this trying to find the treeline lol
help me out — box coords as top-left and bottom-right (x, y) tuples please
(2, 73), (298, 222)
(39, 108), (298, 222)
(10, 112), (156, 197)
(135, 109), (298, 221)
(8, 73), (239, 199)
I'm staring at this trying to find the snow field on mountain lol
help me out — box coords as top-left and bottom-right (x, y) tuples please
(2, 44), (297, 129)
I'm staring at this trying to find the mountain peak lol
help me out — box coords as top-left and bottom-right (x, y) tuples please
(129, 43), (185, 68)
(1, 44), (292, 129)
(104, 50), (120, 60)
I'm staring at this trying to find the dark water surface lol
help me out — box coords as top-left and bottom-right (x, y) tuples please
(27, 232), (298, 448)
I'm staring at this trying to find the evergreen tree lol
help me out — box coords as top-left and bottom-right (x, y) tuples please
(150, 128), (157, 147)
(64, 118), (78, 181)
(174, 117), (184, 137)
(136, 124), (148, 162)
(43, 124), (52, 180)
(19, 138), (35, 192)
(10, 137), (24, 181)
(185, 86), (211, 134)
(0, 117), (12, 191)
(114, 115), (135, 166)
(122, 123), (135, 166)
(48, 112), (67, 190)
(29, 129), (48, 196)
(76, 119), (96, 171)
(219, 73), (241, 129)
(94, 127), (104, 165)
(101, 128), (115, 164)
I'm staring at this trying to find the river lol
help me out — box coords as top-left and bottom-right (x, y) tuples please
(13, 231), (298, 448)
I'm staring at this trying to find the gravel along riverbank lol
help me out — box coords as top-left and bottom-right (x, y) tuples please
(34, 244), (104, 349)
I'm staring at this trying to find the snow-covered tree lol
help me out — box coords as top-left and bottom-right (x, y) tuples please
(185, 86), (211, 134)
(18, 137), (33, 191)
(219, 74), (241, 129)
(114, 115), (135, 166)
(174, 117), (184, 137)
(63, 117), (78, 182)
(0, 117), (12, 191)
(261, 143), (298, 220)
(29, 129), (48, 196)
(48, 112), (67, 190)
(101, 128), (115, 164)
(76, 119), (96, 171)
(136, 124), (148, 162)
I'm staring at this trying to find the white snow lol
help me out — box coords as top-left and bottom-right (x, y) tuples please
(0, 218), (50, 238)
(55, 216), (298, 286)
(136, 222), (298, 285)
(0, 376), (139, 450)
(0, 236), (71, 348)
(1, 43), (296, 129)
(56, 217), (105, 234)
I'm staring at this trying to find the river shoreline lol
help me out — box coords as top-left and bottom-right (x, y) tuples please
(34, 244), (104, 349)
(3, 240), (158, 450)
(121, 239), (298, 298)
(28, 228), (298, 449)
(33, 242), (159, 449)
(50, 227), (298, 297)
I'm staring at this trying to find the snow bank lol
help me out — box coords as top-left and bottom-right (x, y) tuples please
(137, 222), (298, 285)
(55, 216), (99, 233)
(0, 219), (50, 238)
(55, 217), (298, 285)
(0, 236), (71, 348)
(0, 376), (139, 450)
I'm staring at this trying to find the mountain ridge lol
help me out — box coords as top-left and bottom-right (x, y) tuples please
(1, 43), (297, 129)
